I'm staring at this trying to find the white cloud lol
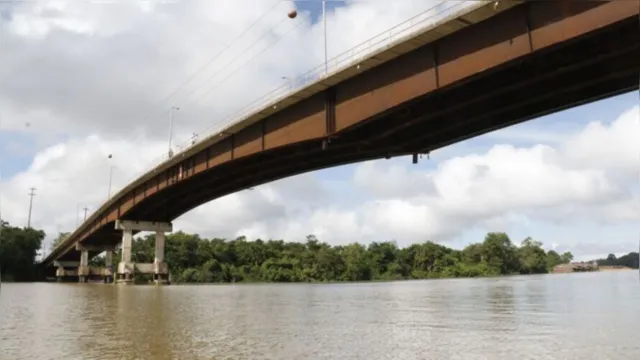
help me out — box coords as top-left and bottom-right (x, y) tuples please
(0, 0), (638, 259)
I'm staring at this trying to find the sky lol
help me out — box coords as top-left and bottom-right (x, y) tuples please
(0, 0), (638, 261)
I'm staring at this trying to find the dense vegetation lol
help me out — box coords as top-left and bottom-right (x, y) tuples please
(0, 221), (45, 281)
(98, 231), (577, 283)
(3, 223), (637, 283)
(594, 252), (639, 269)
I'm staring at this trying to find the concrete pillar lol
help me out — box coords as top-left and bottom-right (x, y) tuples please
(56, 266), (65, 282)
(114, 219), (173, 285)
(78, 248), (89, 283)
(116, 229), (134, 284)
(153, 231), (168, 285)
(104, 250), (113, 283)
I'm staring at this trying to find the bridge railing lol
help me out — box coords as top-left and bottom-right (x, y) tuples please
(110, 0), (483, 193)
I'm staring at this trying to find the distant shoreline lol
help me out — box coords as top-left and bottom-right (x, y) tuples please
(599, 265), (634, 271)
(552, 263), (635, 274)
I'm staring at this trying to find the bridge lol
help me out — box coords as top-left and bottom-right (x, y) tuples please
(42, 0), (640, 284)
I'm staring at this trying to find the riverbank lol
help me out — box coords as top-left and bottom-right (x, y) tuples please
(552, 263), (635, 274)
(599, 265), (634, 271)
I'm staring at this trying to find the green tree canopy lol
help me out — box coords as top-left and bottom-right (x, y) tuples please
(0, 223), (45, 281)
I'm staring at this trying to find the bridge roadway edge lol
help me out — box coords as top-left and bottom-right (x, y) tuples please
(44, 0), (640, 265)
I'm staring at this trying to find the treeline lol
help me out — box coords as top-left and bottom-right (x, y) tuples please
(594, 252), (639, 269)
(95, 231), (576, 283)
(7, 222), (635, 284)
(0, 221), (45, 281)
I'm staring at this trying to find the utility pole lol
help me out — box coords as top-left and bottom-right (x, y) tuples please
(322, 0), (327, 75)
(168, 106), (180, 158)
(83, 207), (89, 221)
(27, 187), (36, 228)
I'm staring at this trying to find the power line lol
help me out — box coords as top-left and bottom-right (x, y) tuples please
(98, 0), (292, 188)
(121, 0), (459, 181)
(186, 18), (303, 114)
(178, 17), (289, 108)
(27, 187), (35, 228)
(161, 18), (305, 154)
(130, 0), (283, 129)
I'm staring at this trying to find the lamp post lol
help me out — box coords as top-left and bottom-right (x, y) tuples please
(322, 0), (327, 75)
(168, 106), (180, 158)
(288, 1), (327, 75)
(107, 154), (114, 200)
(281, 76), (293, 91)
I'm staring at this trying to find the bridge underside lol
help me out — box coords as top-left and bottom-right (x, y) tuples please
(51, 4), (639, 264)
(132, 15), (639, 221)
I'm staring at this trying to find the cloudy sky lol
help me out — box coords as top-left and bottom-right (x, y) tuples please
(0, 0), (638, 261)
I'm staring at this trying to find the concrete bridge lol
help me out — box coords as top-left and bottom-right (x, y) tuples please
(42, 0), (640, 284)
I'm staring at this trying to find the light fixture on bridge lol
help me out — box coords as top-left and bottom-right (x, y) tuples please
(168, 106), (180, 159)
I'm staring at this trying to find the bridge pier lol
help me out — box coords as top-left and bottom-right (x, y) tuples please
(78, 248), (89, 283)
(116, 228), (134, 285)
(54, 261), (80, 282)
(104, 249), (113, 283)
(73, 244), (115, 283)
(115, 220), (172, 285)
(153, 231), (169, 285)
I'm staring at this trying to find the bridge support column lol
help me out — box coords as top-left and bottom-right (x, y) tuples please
(116, 229), (134, 285)
(104, 249), (114, 283)
(78, 248), (89, 283)
(153, 231), (169, 285)
(115, 220), (172, 285)
(54, 260), (80, 282)
(56, 265), (65, 282)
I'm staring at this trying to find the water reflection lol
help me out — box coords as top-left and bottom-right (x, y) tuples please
(1, 272), (639, 359)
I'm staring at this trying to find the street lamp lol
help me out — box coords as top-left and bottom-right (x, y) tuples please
(288, 1), (327, 75)
(168, 106), (180, 158)
(281, 76), (293, 91)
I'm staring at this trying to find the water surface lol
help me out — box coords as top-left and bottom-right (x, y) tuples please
(1, 271), (639, 359)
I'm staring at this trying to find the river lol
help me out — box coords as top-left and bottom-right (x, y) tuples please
(1, 271), (638, 359)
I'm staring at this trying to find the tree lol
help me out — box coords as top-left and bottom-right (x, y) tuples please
(560, 251), (574, 264)
(51, 232), (71, 250)
(0, 223), (45, 281)
(518, 237), (547, 274)
(545, 250), (562, 271)
(481, 232), (519, 275)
